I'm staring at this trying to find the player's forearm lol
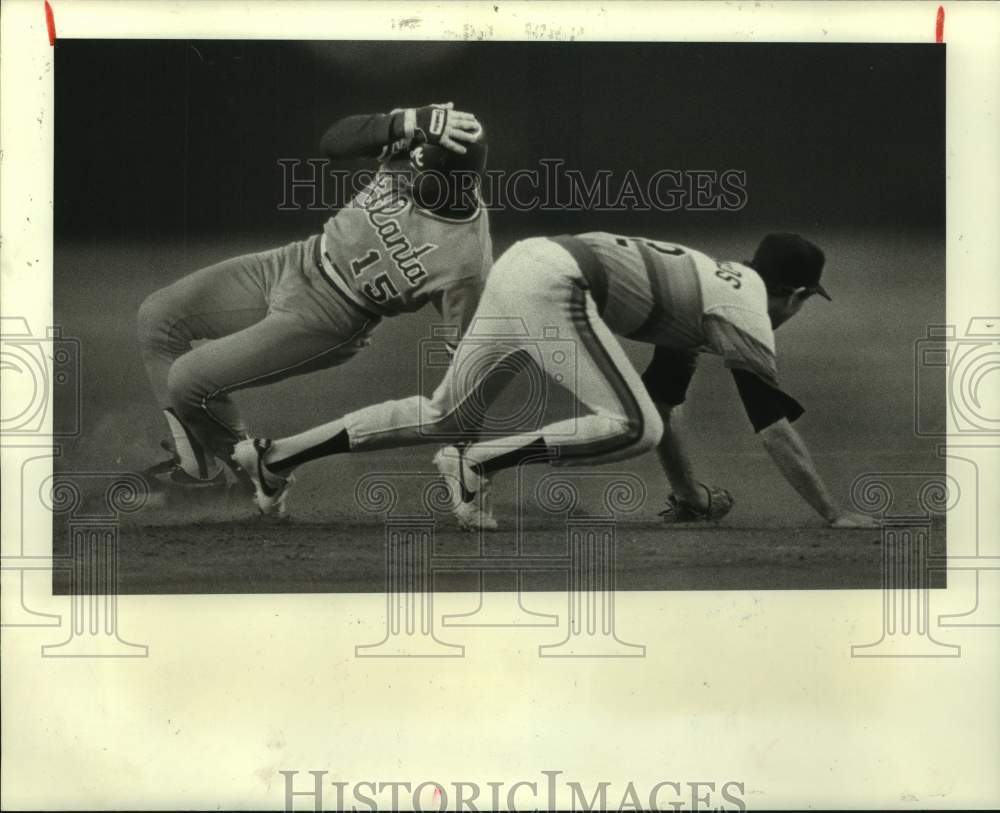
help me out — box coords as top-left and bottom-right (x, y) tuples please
(320, 112), (408, 159)
(654, 403), (703, 504)
(759, 418), (839, 522)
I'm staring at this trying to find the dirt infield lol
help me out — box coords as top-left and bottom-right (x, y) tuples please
(50, 447), (945, 595)
(51, 227), (946, 594)
(57, 516), (939, 595)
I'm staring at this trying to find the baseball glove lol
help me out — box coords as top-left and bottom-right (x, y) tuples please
(660, 483), (735, 523)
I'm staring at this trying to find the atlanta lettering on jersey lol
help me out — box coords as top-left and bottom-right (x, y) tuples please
(357, 175), (438, 287)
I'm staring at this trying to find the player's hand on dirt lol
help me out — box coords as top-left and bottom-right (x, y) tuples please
(660, 483), (734, 523)
(412, 102), (483, 154)
(828, 511), (880, 529)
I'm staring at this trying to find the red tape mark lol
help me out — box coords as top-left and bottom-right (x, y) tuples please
(935, 6), (944, 43)
(44, 0), (56, 46)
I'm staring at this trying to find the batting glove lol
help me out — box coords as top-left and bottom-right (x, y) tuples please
(403, 102), (483, 155)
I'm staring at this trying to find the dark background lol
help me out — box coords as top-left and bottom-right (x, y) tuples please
(52, 41), (946, 591)
(55, 41), (944, 240)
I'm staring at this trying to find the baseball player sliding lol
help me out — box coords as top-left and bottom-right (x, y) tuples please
(137, 103), (490, 497)
(234, 230), (878, 530)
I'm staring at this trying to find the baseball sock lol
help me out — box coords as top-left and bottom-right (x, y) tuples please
(162, 408), (221, 479)
(466, 434), (554, 477)
(266, 423), (350, 475)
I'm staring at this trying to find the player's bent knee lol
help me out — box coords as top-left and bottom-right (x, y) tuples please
(165, 356), (207, 410)
(637, 408), (664, 453)
(615, 408), (662, 457)
(576, 413), (644, 450)
(136, 290), (170, 346)
(137, 287), (191, 353)
(423, 400), (466, 435)
(416, 399), (447, 429)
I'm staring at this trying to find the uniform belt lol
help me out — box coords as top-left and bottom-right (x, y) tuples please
(548, 235), (608, 314)
(312, 233), (382, 320)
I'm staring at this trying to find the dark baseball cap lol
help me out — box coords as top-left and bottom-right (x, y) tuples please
(751, 233), (831, 301)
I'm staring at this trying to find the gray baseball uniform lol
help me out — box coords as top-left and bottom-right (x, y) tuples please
(137, 110), (491, 478)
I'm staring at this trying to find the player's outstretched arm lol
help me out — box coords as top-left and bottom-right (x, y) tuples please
(652, 401), (735, 522)
(759, 418), (878, 528)
(641, 349), (734, 521)
(654, 403), (706, 507)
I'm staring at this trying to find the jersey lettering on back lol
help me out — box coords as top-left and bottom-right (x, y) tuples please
(697, 257), (777, 385)
(576, 231), (778, 384)
(323, 169), (491, 316)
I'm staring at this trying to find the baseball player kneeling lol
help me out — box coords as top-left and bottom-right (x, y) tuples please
(235, 230), (877, 531)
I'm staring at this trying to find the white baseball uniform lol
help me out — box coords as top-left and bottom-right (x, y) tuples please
(341, 231), (784, 467)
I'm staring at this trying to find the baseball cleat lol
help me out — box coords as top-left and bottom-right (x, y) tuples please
(141, 439), (180, 482)
(142, 440), (227, 498)
(659, 483), (735, 524)
(231, 438), (295, 518)
(433, 445), (497, 531)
